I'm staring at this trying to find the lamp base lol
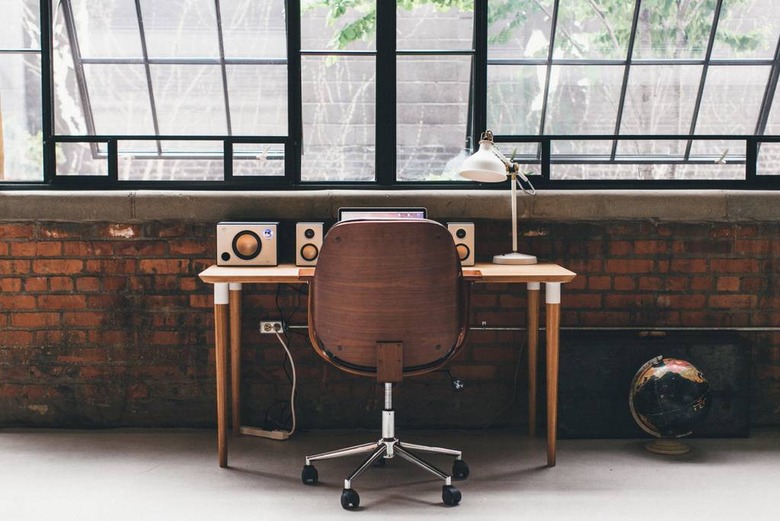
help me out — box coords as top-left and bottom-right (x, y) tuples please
(492, 252), (537, 265)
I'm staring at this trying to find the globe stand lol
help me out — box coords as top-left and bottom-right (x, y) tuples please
(645, 438), (691, 456)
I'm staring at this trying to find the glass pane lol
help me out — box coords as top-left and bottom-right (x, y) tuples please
(544, 65), (624, 153)
(227, 65), (287, 136)
(233, 143), (285, 177)
(52, 0), (87, 135)
(766, 84), (780, 134)
(118, 140), (222, 180)
(689, 139), (745, 163)
(552, 162), (743, 180)
(488, 0), (553, 60)
(301, 56), (375, 182)
(68, 0), (143, 58)
(694, 65), (770, 135)
(619, 65), (701, 139)
(0, 54), (42, 181)
(711, 0), (780, 59)
(632, 0), (715, 59)
(139, 0), (219, 58)
(301, 0), (376, 51)
(397, 55), (472, 182)
(83, 64), (155, 135)
(487, 65), (546, 135)
(221, 0), (287, 59)
(56, 142), (107, 176)
(149, 65), (227, 135)
(0, 0), (39, 49)
(616, 140), (686, 159)
(551, 139), (613, 158)
(397, 3), (473, 51)
(757, 142), (780, 176)
(494, 142), (540, 163)
(553, 0), (634, 59)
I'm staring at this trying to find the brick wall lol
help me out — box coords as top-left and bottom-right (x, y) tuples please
(0, 219), (777, 429)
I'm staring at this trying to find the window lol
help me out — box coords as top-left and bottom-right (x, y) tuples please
(0, 0), (778, 188)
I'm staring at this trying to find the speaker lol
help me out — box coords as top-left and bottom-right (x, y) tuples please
(296, 222), (324, 266)
(216, 222), (278, 266)
(447, 222), (475, 266)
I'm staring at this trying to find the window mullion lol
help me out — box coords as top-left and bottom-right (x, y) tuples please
(376, 0), (396, 185)
(288, 0), (302, 184)
(610, 0), (642, 160)
(134, 0), (162, 155)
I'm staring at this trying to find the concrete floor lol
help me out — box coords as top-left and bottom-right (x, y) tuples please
(1, 428), (778, 521)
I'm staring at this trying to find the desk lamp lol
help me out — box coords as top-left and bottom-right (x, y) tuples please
(459, 130), (537, 265)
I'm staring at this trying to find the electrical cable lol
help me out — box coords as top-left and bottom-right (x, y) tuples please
(274, 330), (297, 437)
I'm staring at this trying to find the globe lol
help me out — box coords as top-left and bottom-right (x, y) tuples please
(629, 356), (711, 455)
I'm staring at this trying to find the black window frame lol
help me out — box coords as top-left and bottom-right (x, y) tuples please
(0, 0), (778, 190)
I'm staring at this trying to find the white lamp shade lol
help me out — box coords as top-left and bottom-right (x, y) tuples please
(458, 139), (508, 183)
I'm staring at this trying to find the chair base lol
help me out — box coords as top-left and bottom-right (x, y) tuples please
(303, 436), (467, 509)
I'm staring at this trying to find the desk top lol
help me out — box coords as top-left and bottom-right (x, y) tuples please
(199, 263), (576, 284)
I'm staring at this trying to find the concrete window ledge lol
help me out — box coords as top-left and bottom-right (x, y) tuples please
(1, 190), (778, 222)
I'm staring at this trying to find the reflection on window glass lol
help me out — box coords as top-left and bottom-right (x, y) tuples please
(711, 0), (780, 59)
(397, 2), (473, 51)
(150, 65), (227, 135)
(0, 54), (43, 181)
(488, 0), (553, 60)
(545, 65), (624, 154)
(139, 0), (219, 58)
(56, 142), (107, 176)
(68, 0), (143, 58)
(300, 56), (375, 182)
(221, 1), (287, 59)
(0, 0), (40, 49)
(232, 143), (285, 177)
(227, 65), (287, 136)
(117, 140), (222, 180)
(552, 0), (634, 59)
(632, 0), (715, 59)
(757, 142), (780, 176)
(487, 65), (546, 135)
(695, 65), (770, 135)
(552, 161), (743, 181)
(397, 56), (472, 181)
(83, 64), (155, 135)
(301, 0), (376, 51)
(620, 65), (701, 139)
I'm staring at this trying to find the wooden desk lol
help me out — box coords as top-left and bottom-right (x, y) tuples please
(199, 262), (576, 468)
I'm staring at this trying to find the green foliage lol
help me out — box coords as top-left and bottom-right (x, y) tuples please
(311, 0), (763, 56)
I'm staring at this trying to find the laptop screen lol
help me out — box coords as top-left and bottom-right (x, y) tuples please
(338, 207), (427, 221)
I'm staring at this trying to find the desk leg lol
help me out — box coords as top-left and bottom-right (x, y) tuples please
(229, 283), (242, 435)
(214, 283), (230, 468)
(545, 282), (561, 467)
(527, 282), (540, 437)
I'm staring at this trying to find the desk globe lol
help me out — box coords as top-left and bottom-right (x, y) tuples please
(629, 356), (711, 455)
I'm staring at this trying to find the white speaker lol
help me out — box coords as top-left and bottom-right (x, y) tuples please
(216, 222), (278, 266)
(447, 222), (475, 266)
(296, 222), (324, 266)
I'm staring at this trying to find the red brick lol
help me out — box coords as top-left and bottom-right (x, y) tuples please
(36, 294), (87, 310)
(0, 277), (22, 292)
(32, 259), (84, 274)
(0, 330), (34, 345)
(0, 295), (36, 310)
(138, 259), (189, 274)
(670, 259), (708, 273)
(101, 224), (142, 239)
(587, 276), (611, 290)
(0, 259), (31, 274)
(61, 312), (104, 327)
(614, 276), (636, 290)
(49, 277), (74, 292)
(661, 294), (706, 309)
(23, 277), (49, 292)
(565, 293), (603, 308)
(169, 239), (209, 255)
(0, 224), (35, 238)
(708, 295), (757, 309)
(114, 241), (167, 257)
(10, 312), (61, 328)
(609, 241), (632, 255)
(605, 259), (654, 273)
(75, 277), (101, 292)
(717, 276), (741, 292)
(634, 240), (668, 254)
(710, 259), (760, 273)
(690, 277), (713, 291)
(734, 240), (770, 256)
(637, 276), (663, 291)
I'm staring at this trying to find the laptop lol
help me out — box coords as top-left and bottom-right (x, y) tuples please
(338, 207), (427, 221)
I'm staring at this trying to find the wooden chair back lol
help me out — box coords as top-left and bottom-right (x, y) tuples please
(308, 219), (470, 379)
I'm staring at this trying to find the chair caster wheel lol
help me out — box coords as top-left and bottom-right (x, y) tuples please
(341, 488), (360, 510)
(301, 464), (318, 485)
(442, 485), (461, 506)
(452, 459), (469, 480)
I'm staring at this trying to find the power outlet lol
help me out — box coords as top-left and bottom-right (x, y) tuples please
(260, 321), (284, 334)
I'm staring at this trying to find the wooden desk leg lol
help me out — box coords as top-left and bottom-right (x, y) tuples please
(527, 282), (540, 437)
(545, 282), (561, 467)
(229, 283), (242, 436)
(214, 283), (230, 468)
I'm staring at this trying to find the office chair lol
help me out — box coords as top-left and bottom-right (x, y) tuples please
(301, 219), (472, 510)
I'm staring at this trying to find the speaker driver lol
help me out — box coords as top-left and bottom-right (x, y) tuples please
(233, 231), (262, 260)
